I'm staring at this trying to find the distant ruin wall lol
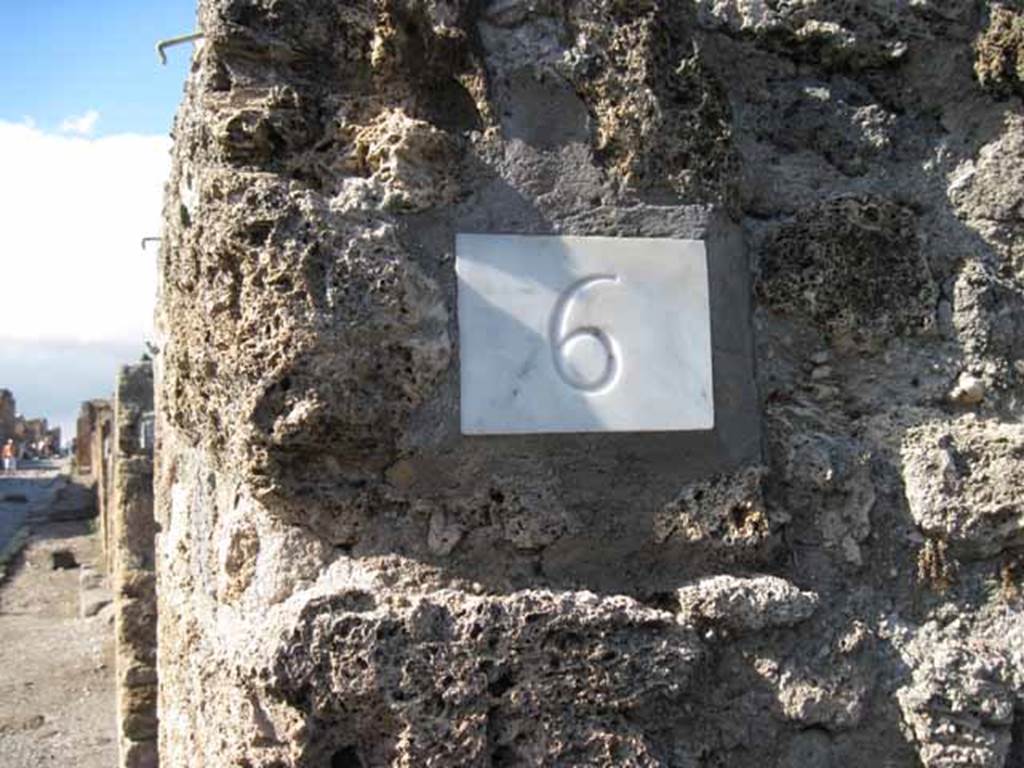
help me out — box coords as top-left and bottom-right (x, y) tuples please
(0, 389), (16, 446)
(88, 400), (115, 571)
(156, 2), (1024, 767)
(0, 391), (61, 458)
(112, 363), (158, 768)
(76, 404), (93, 472)
(76, 399), (111, 479)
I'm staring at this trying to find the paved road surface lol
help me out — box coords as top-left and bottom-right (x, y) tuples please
(0, 462), (117, 767)
(0, 462), (64, 563)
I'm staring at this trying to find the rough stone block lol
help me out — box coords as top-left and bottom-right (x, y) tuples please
(119, 678), (158, 727)
(902, 415), (1024, 558)
(120, 740), (158, 768)
(110, 361), (158, 768)
(80, 588), (112, 619)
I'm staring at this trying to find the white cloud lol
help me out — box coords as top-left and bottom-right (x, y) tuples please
(59, 109), (101, 135)
(0, 119), (171, 344)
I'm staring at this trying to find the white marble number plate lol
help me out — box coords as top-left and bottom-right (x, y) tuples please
(456, 234), (714, 434)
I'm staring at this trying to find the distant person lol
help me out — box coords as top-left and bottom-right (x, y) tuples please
(2, 439), (15, 473)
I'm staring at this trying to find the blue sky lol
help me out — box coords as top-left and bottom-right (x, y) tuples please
(0, 0), (197, 136)
(0, 1), (199, 440)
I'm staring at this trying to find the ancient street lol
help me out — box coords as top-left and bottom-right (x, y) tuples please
(0, 462), (62, 569)
(0, 463), (116, 768)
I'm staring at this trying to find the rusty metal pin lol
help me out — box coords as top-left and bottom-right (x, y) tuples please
(156, 32), (204, 65)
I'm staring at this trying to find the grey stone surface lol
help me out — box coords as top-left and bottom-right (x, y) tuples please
(80, 588), (112, 619)
(902, 415), (1024, 559)
(47, 478), (97, 522)
(676, 574), (819, 634)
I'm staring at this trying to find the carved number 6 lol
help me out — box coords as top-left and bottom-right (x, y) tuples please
(550, 275), (621, 394)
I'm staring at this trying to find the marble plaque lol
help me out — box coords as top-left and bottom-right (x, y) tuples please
(456, 234), (714, 434)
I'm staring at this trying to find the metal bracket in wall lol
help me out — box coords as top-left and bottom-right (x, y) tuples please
(140, 237), (162, 250)
(156, 33), (205, 65)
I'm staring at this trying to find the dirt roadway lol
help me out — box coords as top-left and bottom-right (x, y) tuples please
(0, 468), (116, 768)
(0, 464), (61, 573)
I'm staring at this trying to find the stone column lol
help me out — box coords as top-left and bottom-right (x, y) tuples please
(89, 400), (115, 571)
(75, 402), (93, 473)
(112, 363), (158, 768)
(154, 2), (767, 765)
(154, 2), (1024, 767)
(0, 389), (16, 445)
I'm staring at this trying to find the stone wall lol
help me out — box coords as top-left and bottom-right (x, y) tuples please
(87, 400), (115, 571)
(0, 389), (15, 445)
(47, 426), (61, 454)
(156, 2), (1024, 766)
(76, 403), (94, 472)
(111, 363), (158, 768)
(18, 417), (47, 443)
(0, 392), (62, 458)
(76, 399), (111, 476)
(14, 417), (60, 457)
